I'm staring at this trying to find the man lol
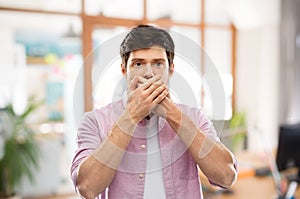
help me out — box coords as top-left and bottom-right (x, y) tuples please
(71, 25), (238, 199)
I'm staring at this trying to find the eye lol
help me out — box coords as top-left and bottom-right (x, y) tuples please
(153, 62), (164, 68)
(133, 62), (143, 68)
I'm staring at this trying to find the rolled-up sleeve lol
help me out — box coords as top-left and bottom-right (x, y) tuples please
(195, 108), (220, 142)
(70, 111), (103, 187)
(194, 108), (239, 188)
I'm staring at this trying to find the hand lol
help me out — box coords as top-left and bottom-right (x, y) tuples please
(137, 77), (174, 119)
(126, 75), (168, 123)
(151, 93), (171, 119)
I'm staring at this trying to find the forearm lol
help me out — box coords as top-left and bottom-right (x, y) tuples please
(165, 103), (237, 188)
(76, 109), (137, 198)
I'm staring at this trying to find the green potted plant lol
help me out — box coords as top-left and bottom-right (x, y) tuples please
(228, 111), (247, 152)
(0, 96), (42, 198)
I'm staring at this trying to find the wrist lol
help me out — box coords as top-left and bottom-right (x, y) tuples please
(162, 99), (179, 121)
(165, 104), (182, 132)
(117, 109), (138, 135)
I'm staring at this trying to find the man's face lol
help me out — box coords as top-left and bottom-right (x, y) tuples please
(121, 46), (174, 86)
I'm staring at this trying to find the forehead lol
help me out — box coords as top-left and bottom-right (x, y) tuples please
(128, 46), (168, 60)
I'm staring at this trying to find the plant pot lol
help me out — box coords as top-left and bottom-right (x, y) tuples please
(6, 195), (21, 199)
(0, 194), (22, 199)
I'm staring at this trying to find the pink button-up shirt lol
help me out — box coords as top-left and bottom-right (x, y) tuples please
(71, 99), (224, 199)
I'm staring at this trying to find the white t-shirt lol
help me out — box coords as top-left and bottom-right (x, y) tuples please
(143, 116), (166, 199)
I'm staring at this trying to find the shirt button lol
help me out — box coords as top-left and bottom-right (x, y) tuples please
(141, 144), (146, 149)
(139, 173), (144, 179)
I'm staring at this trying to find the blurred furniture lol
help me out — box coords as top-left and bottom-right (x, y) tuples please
(203, 150), (300, 199)
(18, 133), (74, 198)
(276, 123), (300, 181)
(205, 176), (300, 199)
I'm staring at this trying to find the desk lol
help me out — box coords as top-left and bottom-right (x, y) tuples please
(203, 151), (300, 199)
(204, 176), (300, 199)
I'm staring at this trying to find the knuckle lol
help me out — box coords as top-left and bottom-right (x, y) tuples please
(141, 92), (147, 99)
(145, 98), (151, 104)
(149, 83), (156, 89)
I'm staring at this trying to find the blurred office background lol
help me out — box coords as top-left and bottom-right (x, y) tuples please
(0, 0), (299, 198)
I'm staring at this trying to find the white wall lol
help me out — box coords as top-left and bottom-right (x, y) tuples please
(235, 0), (280, 151)
(0, 29), (16, 107)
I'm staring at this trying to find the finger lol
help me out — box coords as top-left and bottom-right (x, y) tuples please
(136, 76), (150, 88)
(139, 75), (162, 90)
(145, 80), (167, 99)
(148, 85), (166, 101)
(137, 83), (143, 88)
(137, 76), (157, 89)
(166, 91), (171, 99)
(128, 76), (140, 91)
(152, 89), (168, 105)
(135, 76), (159, 89)
(137, 76), (147, 84)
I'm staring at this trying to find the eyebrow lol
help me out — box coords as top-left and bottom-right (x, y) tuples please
(130, 58), (166, 62)
(152, 59), (167, 62)
(130, 59), (144, 62)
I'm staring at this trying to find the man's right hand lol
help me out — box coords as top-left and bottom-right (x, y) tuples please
(126, 75), (168, 123)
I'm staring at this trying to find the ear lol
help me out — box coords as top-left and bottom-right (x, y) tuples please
(121, 63), (127, 77)
(169, 63), (174, 77)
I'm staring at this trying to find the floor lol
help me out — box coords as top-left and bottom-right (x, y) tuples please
(24, 193), (79, 199)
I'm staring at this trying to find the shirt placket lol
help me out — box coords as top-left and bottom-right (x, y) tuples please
(158, 118), (175, 199)
(135, 130), (147, 198)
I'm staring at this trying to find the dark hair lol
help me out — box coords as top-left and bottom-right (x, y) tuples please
(120, 25), (175, 67)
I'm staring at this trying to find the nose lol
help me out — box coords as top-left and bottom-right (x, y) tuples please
(143, 64), (154, 79)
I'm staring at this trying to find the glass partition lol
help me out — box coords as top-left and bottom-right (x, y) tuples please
(0, 0), (81, 13)
(85, 0), (143, 19)
(206, 0), (230, 25)
(147, 0), (201, 23)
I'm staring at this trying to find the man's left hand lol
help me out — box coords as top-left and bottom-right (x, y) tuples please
(137, 76), (175, 119)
